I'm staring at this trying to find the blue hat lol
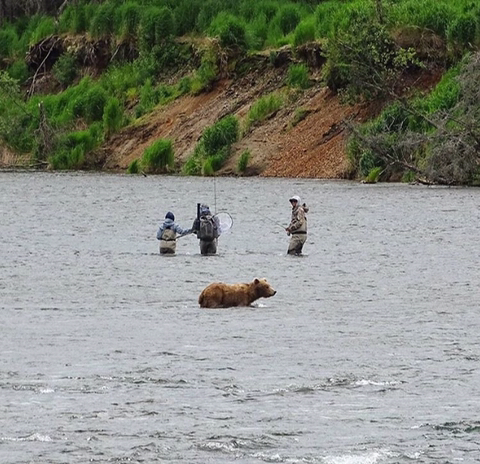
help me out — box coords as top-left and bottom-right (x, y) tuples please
(165, 212), (175, 221)
(200, 204), (210, 215)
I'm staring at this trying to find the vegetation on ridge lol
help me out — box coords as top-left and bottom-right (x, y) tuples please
(0, 0), (479, 184)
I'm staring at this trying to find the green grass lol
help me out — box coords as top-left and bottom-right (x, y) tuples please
(184, 115), (239, 175)
(237, 149), (250, 174)
(244, 92), (283, 133)
(141, 138), (174, 173)
(364, 166), (383, 183)
(286, 63), (310, 89)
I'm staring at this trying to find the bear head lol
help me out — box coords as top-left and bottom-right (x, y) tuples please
(252, 278), (276, 298)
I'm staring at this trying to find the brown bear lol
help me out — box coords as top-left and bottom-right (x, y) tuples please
(198, 278), (276, 308)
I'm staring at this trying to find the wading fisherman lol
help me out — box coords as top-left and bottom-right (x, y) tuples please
(192, 204), (220, 255)
(285, 195), (308, 255)
(157, 212), (193, 255)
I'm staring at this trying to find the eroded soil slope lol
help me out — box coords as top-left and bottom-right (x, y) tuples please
(95, 57), (376, 178)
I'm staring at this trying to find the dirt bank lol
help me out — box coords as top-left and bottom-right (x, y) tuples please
(2, 38), (444, 178)
(93, 57), (378, 178)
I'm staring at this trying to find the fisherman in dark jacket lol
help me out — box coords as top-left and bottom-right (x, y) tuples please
(192, 204), (220, 255)
(157, 212), (192, 255)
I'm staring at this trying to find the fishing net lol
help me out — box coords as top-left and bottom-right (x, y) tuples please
(214, 212), (233, 234)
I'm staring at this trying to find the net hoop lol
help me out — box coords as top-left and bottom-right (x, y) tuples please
(214, 212), (233, 234)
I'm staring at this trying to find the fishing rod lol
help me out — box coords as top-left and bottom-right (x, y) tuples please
(263, 215), (287, 230)
(213, 172), (217, 214)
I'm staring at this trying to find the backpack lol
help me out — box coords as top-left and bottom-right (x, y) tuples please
(161, 227), (176, 241)
(198, 216), (218, 241)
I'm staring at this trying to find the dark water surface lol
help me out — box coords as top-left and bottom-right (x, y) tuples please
(1, 172), (479, 463)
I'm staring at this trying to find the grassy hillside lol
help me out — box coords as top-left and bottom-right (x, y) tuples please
(0, 0), (479, 183)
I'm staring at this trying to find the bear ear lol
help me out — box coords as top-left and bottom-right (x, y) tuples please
(254, 278), (259, 284)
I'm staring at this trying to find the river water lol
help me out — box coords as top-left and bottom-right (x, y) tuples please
(1, 172), (479, 464)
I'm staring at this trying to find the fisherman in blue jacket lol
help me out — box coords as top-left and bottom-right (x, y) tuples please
(157, 212), (193, 255)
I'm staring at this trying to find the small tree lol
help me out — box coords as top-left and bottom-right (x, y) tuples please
(348, 52), (480, 185)
(324, 17), (417, 100)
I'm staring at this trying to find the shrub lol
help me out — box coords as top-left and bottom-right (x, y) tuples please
(202, 157), (215, 176)
(49, 144), (85, 170)
(49, 151), (67, 169)
(127, 158), (140, 173)
(197, 0), (224, 33)
(415, 2), (453, 37)
(88, 121), (104, 142)
(139, 6), (175, 49)
(346, 135), (362, 170)
(49, 130), (96, 170)
(447, 15), (477, 50)
(150, 41), (185, 73)
(255, 1), (278, 23)
(73, 5), (88, 34)
(191, 51), (218, 94)
(291, 108), (309, 127)
(0, 73), (34, 152)
(103, 97), (123, 137)
(139, 78), (157, 112)
(369, 101), (411, 133)
(237, 149), (250, 174)
(69, 93), (87, 119)
(85, 86), (108, 122)
(314, 1), (337, 39)
(183, 150), (203, 175)
(157, 84), (175, 104)
(247, 13), (268, 50)
(30, 17), (56, 44)
(245, 92), (283, 132)
(210, 13), (247, 49)
(277, 5), (302, 35)
(365, 166), (383, 183)
(202, 115), (238, 155)
(359, 149), (384, 177)
(7, 61), (29, 83)
(286, 63), (310, 89)
(0, 27), (18, 60)
(141, 138), (174, 173)
(324, 18), (417, 99)
(139, 7), (157, 48)
(402, 170), (417, 183)
(210, 148), (230, 171)
(293, 18), (315, 47)
(52, 53), (77, 87)
(156, 7), (175, 39)
(120, 2), (141, 39)
(184, 115), (238, 175)
(63, 129), (96, 154)
(177, 76), (192, 95)
(90, 3), (115, 38)
(265, 21), (285, 48)
(57, 4), (74, 33)
(174, 0), (202, 35)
